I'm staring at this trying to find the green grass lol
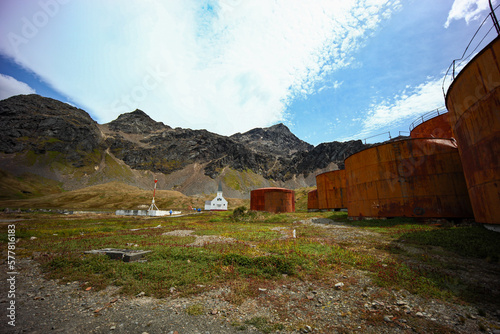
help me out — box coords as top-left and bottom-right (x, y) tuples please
(1, 210), (499, 308)
(399, 225), (500, 261)
(331, 213), (500, 302)
(244, 317), (285, 333)
(185, 304), (205, 315)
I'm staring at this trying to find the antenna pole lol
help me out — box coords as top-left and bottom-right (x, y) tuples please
(148, 179), (159, 211)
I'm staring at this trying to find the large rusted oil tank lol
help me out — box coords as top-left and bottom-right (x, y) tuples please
(316, 170), (347, 210)
(307, 189), (319, 211)
(345, 138), (473, 219)
(410, 110), (453, 139)
(250, 187), (295, 213)
(445, 36), (500, 225)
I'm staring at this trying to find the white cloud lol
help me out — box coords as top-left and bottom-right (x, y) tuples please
(444, 0), (498, 28)
(341, 75), (445, 141)
(0, 0), (400, 135)
(0, 74), (36, 100)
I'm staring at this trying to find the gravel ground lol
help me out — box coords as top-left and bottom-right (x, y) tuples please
(1, 218), (500, 333)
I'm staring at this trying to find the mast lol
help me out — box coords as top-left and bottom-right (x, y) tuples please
(148, 179), (159, 211)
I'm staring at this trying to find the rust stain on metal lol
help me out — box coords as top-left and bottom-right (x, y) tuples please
(410, 113), (453, 139)
(250, 187), (295, 213)
(316, 170), (347, 210)
(445, 36), (500, 224)
(307, 189), (319, 211)
(345, 138), (473, 219)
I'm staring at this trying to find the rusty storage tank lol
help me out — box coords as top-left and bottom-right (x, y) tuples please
(250, 187), (295, 213)
(307, 189), (319, 211)
(445, 36), (500, 225)
(409, 108), (454, 139)
(316, 170), (347, 210)
(345, 138), (473, 219)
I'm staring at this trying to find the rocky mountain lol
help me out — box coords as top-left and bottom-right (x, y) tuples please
(0, 94), (103, 167)
(230, 123), (313, 157)
(107, 109), (169, 134)
(0, 94), (368, 198)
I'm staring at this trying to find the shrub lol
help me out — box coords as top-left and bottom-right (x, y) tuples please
(232, 206), (248, 222)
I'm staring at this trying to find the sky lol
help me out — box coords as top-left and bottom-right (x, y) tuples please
(0, 0), (499, 145)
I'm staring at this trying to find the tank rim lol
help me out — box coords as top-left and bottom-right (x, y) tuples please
(445, 34), (500, 107)
(344, 137), (458, 164)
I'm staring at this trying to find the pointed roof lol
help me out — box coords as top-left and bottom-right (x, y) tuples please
(218, 181), (223, 193)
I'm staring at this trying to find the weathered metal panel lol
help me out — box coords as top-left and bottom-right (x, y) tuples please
(316, 170), (347, 210)
(250, 187), (295, 213)
(410, 113), (453, 139)
(307, 189), (319, 211)
(345, 138), (473, 219)
(250, 188), (266, 211)
(265, 190), (295, 213)
(445, 36), (500, 224)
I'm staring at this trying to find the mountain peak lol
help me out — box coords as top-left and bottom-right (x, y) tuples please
(269, 123), (288, 130)
(107, 109), (169, 134)
(230, 123), (312, 157)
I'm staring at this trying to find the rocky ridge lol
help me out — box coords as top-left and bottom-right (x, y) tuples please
(0, 94), (368, 197)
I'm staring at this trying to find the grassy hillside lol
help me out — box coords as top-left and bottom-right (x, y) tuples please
(0, 165), (311, 211)
(0, 169), (64, 200)
(0, 181), (248, 211)
(294, 186), (316, 211)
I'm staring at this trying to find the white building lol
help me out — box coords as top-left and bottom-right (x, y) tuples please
(204, 182), (228, 211)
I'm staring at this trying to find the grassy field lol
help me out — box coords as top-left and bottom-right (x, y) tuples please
(1, 208), (499, 312)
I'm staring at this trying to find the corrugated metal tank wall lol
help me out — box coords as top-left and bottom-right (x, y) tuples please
(410, 113), (454, 139)
(445, 36), (500, 225)
(308, 189), (319, 211)
(345, 138), (473, 219)
(265, 190), (295, 213)
(250, 187), (295, 213)
(316, 170), (347, 210)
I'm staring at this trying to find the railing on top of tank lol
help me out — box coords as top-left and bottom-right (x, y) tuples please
(408, 106), (447, 132)
(363, 131), (391, 144)
(442, 2), (500, 98)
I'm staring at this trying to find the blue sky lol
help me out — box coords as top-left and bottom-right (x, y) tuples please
(0, 0), (498, 145)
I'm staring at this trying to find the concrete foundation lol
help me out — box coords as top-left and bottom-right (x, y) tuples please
(85, 248), (152, 262)
(115, 210), (181, 217)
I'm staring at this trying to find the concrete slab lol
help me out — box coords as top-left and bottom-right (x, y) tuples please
(84, 248), (152, 262)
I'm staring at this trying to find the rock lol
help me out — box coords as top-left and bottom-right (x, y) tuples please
(306, 293), (315, 300)
(301, 325), (312, 333)
(0, 94), (370, 191)
(258, 288), (267, 292)
(110, 325), (116, 330)
(136, 291), (146, 297)
(0, 94), (103, 165)
(230, 123), (313, 158)
(416, 312), (424, 317)
(107, 109), (168, 134)
(396, 300), (407, 306)
(334, 282), (344, 290)
(384, 315), (393, 322)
